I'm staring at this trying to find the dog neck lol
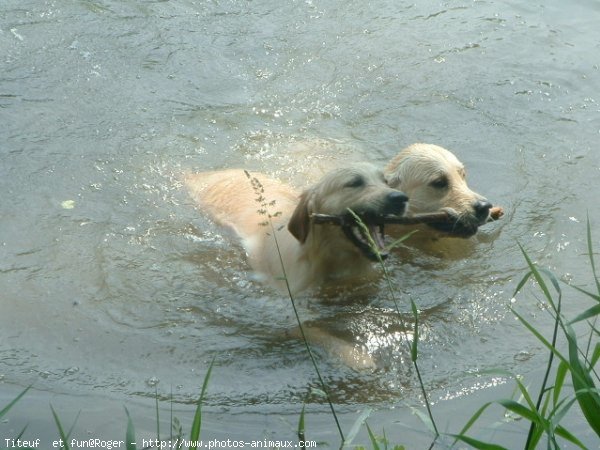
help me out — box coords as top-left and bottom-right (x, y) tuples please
(292, 224), (377, 292)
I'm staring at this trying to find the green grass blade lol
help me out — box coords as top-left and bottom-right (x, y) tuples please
(528, 426), (544, 450)
(553, 361), (569, 408)
(410, 299), (419, 363)
(50, 405), (71, 450)
(586, 215), (600, 294)
(154, 387), (160, 443)
(565, 324), (600, 437)
(343, 407), (372, 448)
(568, 284), (600, 303)
(0, 385), (31, 419)
(452, 401), (493, 445)
(365, 423), (381, 450)
(591, 342), (600, 368)
(12, 425), (37, 449)
(518, 243), (556, 304)
(513, 271), (533, 297)
(15, 424), (29, 440)
(124, 407), (137, 450)
(385, 230), (418, 252)
(554, 424), (588, 449)
(568, 303), (600, 325)
(65, 410), (81, 442)
(513, 376), (546, 450)
(450, 434), (509, 450)
(537, 267), (562, 299)
(511, 308), (569, 367)
(496, 398), (541, 424)
(550, 396), (579, 430)
(540, 380), (553, 418)
(524, 409), (545, 450)
(409, 406), (437, 436)
(347, 209), (382, 261)
(583, 215), (600, 362)
(190, 356), (216, 449)
(513, 377), (538, 412)
(297, 403), (306, 444)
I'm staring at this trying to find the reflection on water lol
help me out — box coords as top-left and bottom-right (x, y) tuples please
(1, 0), (600, 445)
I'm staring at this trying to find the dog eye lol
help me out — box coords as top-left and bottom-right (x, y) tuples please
(345, 176), (365, 188)
(429, 176), (449, 189)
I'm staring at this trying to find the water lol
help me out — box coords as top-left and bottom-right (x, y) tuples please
(1, 0), (600, 447)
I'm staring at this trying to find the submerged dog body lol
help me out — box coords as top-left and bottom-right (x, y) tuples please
(384, 143), (492, 239)
(185, 163), (407, 294)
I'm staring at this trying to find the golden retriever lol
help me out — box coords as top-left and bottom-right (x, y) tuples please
(185, 163), (408, 294)
(384, 143), (492, 239)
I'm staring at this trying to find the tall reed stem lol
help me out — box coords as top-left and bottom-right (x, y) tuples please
(347, 209), (439, 437)
(245, 172), (345, 443)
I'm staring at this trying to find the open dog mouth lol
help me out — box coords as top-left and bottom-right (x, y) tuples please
(341, 216), (390, 261)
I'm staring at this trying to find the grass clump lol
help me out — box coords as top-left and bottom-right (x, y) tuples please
(453, 217), (600, 449)
(0, 361), (214, 450)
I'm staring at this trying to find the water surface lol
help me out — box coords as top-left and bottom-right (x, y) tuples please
(1, 0), (599, 447)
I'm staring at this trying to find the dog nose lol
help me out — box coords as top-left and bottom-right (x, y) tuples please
(385, 191), (409, 215)
(474, 199), (493, 221)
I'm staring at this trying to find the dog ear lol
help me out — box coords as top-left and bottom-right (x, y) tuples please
(288, 191), (311, 243)
(384, 171), (401, 188)
(384, 153), (405, 188)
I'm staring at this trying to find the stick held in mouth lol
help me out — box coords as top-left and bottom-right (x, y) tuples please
(311, 206), (504, 226)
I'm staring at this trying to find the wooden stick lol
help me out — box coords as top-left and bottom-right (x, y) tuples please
(489, 206), (504, 221)
(311, 206), (504, 226)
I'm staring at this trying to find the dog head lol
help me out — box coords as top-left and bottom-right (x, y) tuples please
(384, 144), (492, 238)
(288, 162), (408, 261)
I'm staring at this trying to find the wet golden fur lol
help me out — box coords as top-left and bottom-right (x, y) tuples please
(185, 163), (406, 294)
(384, 143), (492, 239)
